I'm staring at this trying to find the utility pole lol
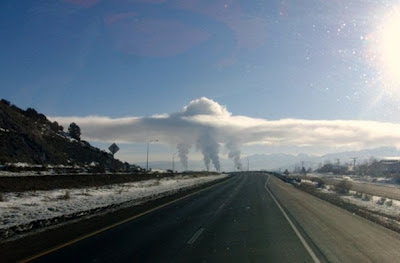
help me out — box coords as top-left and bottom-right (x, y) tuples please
(302, 161), (305, 179)
(146, 139), (158, 171)
(247, 157), (249, 172)
(172, 152), (178, 173)
(351, 157), (357, 171)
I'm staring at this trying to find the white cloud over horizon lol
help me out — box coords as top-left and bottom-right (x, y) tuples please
(51, 97), (400, 170)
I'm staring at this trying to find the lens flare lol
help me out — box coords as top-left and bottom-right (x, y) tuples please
(367, 6), (400, 96)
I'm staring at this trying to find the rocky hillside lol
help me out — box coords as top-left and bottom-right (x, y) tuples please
(0, 99), (128, 170)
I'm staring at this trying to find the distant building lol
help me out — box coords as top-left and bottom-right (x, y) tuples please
(379, 159), (400, 175)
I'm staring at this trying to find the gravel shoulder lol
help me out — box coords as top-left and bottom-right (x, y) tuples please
(268, 175), (400, 263)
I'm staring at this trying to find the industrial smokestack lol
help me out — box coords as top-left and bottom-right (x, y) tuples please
(177, 143), (191, 170)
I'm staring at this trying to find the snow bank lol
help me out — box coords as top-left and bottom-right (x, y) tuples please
(0, 174), (227, 234)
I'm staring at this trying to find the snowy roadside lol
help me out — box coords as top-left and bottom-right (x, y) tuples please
(0, 174), (228, 241)
(302, 172), (400, 188)
(295, 179), (400, 233)
(320, 186), (400, 217)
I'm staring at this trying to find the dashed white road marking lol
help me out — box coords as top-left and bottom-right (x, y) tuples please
(20, 177), (234, 263)
(187, 228), (204, 244)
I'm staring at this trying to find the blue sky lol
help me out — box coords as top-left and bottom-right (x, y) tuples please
(2, 0), (400, 168)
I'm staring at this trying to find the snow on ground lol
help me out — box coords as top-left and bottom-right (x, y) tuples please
(0, 171), (57, 177)
(299, 179), (318, 186)
(0, 170), (134, 177)
(316, 184), (400, 219)
(0, 174), (227, 230)
(309, 172), (400, 188)
(341, 193), (400, 218)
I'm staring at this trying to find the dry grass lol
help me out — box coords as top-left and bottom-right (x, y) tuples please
(78, 189), (91, 196)
(58, 191), (71, 200)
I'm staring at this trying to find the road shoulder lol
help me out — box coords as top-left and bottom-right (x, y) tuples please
(268, 175), (400, 263)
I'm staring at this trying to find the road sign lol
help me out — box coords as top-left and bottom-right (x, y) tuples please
(108, 143), (120, 155)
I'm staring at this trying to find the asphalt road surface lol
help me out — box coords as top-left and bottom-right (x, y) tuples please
(30, 174), (316, 263)
(269, 176), (400, 262)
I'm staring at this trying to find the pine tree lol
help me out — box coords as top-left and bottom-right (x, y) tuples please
(68, 122), (81, 140)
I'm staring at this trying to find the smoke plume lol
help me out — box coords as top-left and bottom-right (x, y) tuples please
(196, 128), (220, 171)
(226, 141), (242, 170)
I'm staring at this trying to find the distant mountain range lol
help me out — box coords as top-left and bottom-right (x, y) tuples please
(143, 147), (400, 172)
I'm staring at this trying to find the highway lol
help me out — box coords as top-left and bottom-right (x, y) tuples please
(29, 174), (316, 262)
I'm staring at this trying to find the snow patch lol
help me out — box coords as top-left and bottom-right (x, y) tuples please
(0, 174), (228, 232)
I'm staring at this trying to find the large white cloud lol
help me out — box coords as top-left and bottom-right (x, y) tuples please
(52, 97), (400, 170)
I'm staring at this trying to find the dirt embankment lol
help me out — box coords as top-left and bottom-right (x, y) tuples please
(323, 178), (400, 200)
(0, 173), (215, 192)
(268, 175), (400, 263)
(0, 173), (159, 192)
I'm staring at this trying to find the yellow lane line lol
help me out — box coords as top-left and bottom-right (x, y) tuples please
(20, 176), (233, 263)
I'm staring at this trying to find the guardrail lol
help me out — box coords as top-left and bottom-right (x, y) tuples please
(260, 171), (301, 184)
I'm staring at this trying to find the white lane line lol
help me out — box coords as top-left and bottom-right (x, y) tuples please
(217, 203), (225, 213)
(187, 228), (204, 244)
(265, 176), (321, 263)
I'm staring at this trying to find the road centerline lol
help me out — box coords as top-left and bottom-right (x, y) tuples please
(187, 228), (205, 244)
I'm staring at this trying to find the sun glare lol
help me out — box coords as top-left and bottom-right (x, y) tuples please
(368, 6), (400, 96)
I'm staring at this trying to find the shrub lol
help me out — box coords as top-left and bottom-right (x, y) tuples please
(334, 180), (351, 194)
(311, 177), (325, 188)
(59, 191), (70, 200)
(377, 197), (386, 205)
(0, 192), (3, 202)
(362, 193), (372, 201)
(49, 121), (60, 132)
(386, 199), (393, 207)
(68, 122), (81, 140)
(1, 99), (10, 106)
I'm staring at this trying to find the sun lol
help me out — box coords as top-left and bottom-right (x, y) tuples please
(368, 6), (400, 96)
(380, 8), (400, 82)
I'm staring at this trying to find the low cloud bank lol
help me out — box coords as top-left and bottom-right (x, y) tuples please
(52, 97), (400, 171)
